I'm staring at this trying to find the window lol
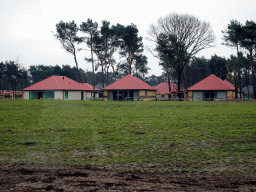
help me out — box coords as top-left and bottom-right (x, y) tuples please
(65, 91), (68, 99)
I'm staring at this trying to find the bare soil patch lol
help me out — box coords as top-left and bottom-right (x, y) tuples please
(1, 164), (256, 191)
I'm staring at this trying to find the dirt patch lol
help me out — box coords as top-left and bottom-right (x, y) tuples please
(0, 164), (256, 191)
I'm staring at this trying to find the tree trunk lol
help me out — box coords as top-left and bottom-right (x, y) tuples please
(73, 53), (80, 82)
(235, 85), (238, 99)
(106, 65), (109, 86)
(177, 72), (182, 92)
(128, 51), (132, 74)
(250, 49), (256, 99)
(102, 64), (105, 88)
(128, 63), (132, 74)
(90, 34), (95, 99)
(239, 70), (242, 99)
(112, 65), (116, 81)
(246, 62), (249, 99)
(166, 65), (171, 93)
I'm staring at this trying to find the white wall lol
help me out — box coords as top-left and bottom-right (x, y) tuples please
(66, 91), (81, 100)
(23, 91), (29, 99)
(24, 90), (96, 100)
(55, 91), (82, 100)
(85, 92), (91, 100)
(54, 91), (63, 100)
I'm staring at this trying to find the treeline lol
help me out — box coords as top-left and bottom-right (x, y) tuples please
(0, 53), (253, 92)
(0, 61), (29, 91)
(0, 62), (113, 91)
(0, 61), (163, 91)
(0, 52), (252, 92)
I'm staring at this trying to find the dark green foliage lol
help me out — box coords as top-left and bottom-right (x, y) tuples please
(208, 55), (228, 80)
(240, 21), (256, 99)
(144, 74), (165, 87)
(185, 57), (210, 88)
(222, 20), (256, 98)
(117, 23), (147, 75)
(0, 61), (29, 91)
(28, 64), (87, 84)
(0, 62), (89, 88)
(240, 21), (256, 52)
(54, 19), (148, 84)
(54, 20), (84, 82)
(55, 20), (83, 54)
(222, 20), (243, 49)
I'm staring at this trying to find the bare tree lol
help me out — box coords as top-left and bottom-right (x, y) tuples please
(147, 13), (215, 91)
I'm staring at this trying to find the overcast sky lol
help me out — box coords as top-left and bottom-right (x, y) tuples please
(1, 0), (256, 76)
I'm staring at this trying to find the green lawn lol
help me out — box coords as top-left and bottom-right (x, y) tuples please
(0, 100), (256, 174)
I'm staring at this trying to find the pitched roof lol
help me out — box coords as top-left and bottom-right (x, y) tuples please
(187, 74), (234, 91)
(223, 80), (235, 89)
(223, 80), (242, 92)
(82, 83), (99, 91)
(155, 82), (179, 93)
(22, 75), (98, 91)
(102, 74), (156, 90)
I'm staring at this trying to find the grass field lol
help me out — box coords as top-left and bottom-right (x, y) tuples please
(0, 100), (256, 175)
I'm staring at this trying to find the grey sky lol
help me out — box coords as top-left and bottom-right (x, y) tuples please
(0, 0), (256, 76)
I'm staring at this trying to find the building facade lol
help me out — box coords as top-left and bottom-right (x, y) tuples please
(102, 75), (156, 101)
(22, 76), (98, 100)
(187, 74), (243, 101)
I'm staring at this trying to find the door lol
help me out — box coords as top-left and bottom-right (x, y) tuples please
(38, 92), (43, 99)
(81, 92), (84, 100)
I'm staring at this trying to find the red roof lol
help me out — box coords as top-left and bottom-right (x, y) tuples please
(82, 83), (99, 91)
(155, 82), (179, 93)
(102, 74), (156, 90)
(22, 75), (98, 91)
(223, 80), (242, 92)
(187, 74), (234, 91)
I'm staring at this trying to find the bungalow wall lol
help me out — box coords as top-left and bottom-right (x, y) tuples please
(55, 91), (63, 100)
(139, 90), (146, 97)
(156, 93), (177, 100)
(187, 91), (193, 101)
(27, 90), (54, 100)
(227, 91), (243, 99)
(147, 90), (156, 97)
(103, 90), (156, 101)
(59, 91), (97, 100)
(23, 90), (95, 100)
(103, 90), (108, 101)
(85, 92), (91, 99)
(23, 91), (29, 99)
(190, 90), (228, 101)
